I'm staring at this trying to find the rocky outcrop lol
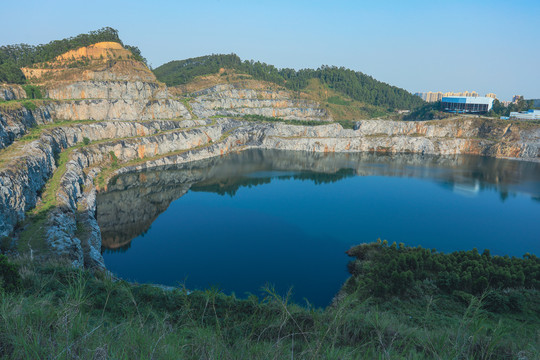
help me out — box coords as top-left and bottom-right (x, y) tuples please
(0, 119), (211, 237)
(190, 84), (330, 121)
(0, 106), (54, 149)
(0, 84), (26, 101)
(3, 47), (540, 273)
(51, 98), (190, 121)
(45, 80), (169, 100)
(1, 116), (539, 269)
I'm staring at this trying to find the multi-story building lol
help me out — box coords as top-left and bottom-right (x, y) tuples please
(485, 93), (497, 99)
(512, 95), (524, 104)
(441, 96), (494, 113)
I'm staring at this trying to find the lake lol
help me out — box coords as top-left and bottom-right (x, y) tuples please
(97, 150), (540, 307)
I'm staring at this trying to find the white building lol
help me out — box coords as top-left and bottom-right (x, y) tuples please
(441, 96), (494, 113)
(509, 109), (540, 120)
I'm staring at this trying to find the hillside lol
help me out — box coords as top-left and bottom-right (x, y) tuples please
(0, 28), (539, 360)
(153, 54), (425, 113)
(0, 27), (145, 84)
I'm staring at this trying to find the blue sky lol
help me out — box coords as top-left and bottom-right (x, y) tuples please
(1, 0), (538, 100)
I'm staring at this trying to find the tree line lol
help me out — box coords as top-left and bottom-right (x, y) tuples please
(153, 54), (425, 111)
(0, 27), (146, 84)
(488, 98), (535, 117)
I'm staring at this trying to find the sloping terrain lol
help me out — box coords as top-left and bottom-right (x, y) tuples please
(0, 33), (538, 270)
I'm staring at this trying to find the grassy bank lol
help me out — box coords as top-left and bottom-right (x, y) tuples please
(0, 241), (538, 359)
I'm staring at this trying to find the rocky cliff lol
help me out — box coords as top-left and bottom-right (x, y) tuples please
(1, 112), (539, 269)
(190, 84), (330, 121)
(0, 84), (26, 101)
(0, 41), (539, 270)
(0, 106), (53, 149)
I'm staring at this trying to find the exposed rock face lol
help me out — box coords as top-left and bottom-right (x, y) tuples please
(18, 41), (189, 122)
(52, 98), (190, 121)
(54, 42), (131, 62)
(1, 43), (539, 270)
(190, 84), (330, 121)
(0, 106), (53, 149)
(21, 42), (152, 82)
(0, 119), (211, 237)
(1, 116), (539, 269)
(0, 84), (26, 101)
(45, 80), (169, 100)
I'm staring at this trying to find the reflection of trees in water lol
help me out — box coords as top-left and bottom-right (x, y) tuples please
(190, 169), (356, 197)
(191, 177), (272, 197)
(97, 150), (540, 252)
(282, 168), (356, 185)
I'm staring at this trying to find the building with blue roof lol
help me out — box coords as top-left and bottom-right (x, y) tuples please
(441, 96), (494, 113)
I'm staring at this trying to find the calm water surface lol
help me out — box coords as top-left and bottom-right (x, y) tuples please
(97, 150), (540, 307)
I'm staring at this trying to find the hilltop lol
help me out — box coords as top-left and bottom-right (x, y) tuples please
(154, 53), (425, 119)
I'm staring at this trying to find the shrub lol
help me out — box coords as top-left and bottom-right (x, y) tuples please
(0, 254), (21, 292)
(21, 100), (37, 111)
(22, 85), (43, 99)
(82, 137), (90, 145)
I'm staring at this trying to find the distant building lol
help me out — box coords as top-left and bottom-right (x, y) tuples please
(512, 95), (524, 104)
(444, 91), (478, 98)
(509, 109), (540, 120)
(441, 96), (494, 113)
(416, 91), (487, 102)
(415, 91), (443, 102)
(485, 93), (497, 99)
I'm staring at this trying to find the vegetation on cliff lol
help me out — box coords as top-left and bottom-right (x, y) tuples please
(153, 54), (425, 111)
(0, 242), (537, 359)
(403, 101), (451, 121)
(0, 27), (146, 84)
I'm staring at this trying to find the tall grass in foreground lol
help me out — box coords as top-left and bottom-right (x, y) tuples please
(0, 257), (538, 359)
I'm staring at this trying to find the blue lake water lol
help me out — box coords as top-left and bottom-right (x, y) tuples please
(97, 150), (540, 307)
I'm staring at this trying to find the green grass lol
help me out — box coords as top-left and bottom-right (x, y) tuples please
(242, 114), (330, 127)
(180, 97), (198, 119)
(0, 254), (537, 359)
(17, 148), (75, 254)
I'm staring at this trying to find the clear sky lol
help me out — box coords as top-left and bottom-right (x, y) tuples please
(1, 0), (538, 101)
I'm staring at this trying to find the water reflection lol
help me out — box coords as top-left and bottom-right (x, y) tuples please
(97, 150), (540, 252)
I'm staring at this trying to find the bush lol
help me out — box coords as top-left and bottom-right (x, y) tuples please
(82, 137), (90, 145)
(21, 100), (37, 111)
(22, 85), (43, 99)
(0, 254), (21, 292)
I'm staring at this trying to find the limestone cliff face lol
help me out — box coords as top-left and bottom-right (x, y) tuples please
(0, 120), (210, 237)
(190, 84), (330, 121)
(0, 106), (53, 149)
(51, 98), (190, 121)
(45, 80), (169, 100)
(21, 42), (153, 83)
(0, 84), (26, 101)
(19, 42), (189, 122)
(1, 116), (539, 269)
(3, 41), (538, 270)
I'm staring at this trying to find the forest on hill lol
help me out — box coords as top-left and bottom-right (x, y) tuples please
(153, 54), (425, 111)
(0, 27), (145, 84)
